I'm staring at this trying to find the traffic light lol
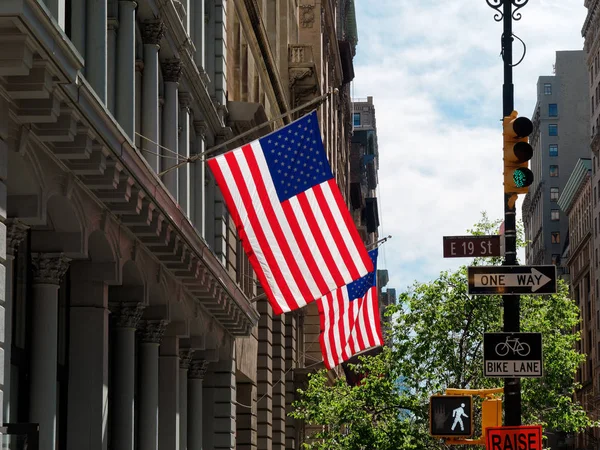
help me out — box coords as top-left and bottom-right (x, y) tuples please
(430, 395), (473, 438)
(503, 110), (534, 208)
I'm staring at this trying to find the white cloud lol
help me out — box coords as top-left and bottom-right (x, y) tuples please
(353, 0), (587, 291)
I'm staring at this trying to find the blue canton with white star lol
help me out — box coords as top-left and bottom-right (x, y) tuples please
(347, 249), (378, 301)
(260, 111), (333, 203)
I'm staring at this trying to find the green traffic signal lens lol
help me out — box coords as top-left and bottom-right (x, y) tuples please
(513, 168), (534, 188)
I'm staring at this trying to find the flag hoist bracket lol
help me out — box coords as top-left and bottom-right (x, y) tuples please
(248, 235), (393, 304)
(442, 387), (504, 446)
(157, 88), (339, 177)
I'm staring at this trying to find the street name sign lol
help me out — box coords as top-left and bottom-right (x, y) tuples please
(443, 235), (502, 258)
(486, 425), (542, 450)
(483, 333), (543, 377)
(429, 395), (473, 438)
(467, 265), (556, 295)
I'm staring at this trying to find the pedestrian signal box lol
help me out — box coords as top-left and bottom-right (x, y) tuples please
(429, 395), (473, 438)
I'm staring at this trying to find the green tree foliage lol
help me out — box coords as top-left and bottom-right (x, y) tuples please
(291, 214), (595, 449)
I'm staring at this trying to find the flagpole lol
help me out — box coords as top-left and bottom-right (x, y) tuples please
(368, 235), (392, 250)
(157, 88), (339, 177)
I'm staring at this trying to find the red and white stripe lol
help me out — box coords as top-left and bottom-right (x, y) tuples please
(317, 285), (384, 369)
(207, 141), (373, 314)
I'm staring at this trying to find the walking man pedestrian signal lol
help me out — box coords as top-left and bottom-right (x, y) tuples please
(429, 395), (473, 437)
(451, 403), (469, 431)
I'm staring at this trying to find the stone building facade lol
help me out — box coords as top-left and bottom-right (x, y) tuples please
(522, 51), (590, 271)
(0, 0), (367, 449)
(558, 159), (597, 449)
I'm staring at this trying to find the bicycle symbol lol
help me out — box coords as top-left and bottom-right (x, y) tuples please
(495, 337), (530, 357)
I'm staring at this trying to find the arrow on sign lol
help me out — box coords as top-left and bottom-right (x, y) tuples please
(473, 268), (551, 293)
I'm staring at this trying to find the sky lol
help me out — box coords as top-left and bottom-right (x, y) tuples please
(351, 0), (588, 292)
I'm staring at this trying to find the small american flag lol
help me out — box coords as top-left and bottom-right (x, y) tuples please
(207, 111), (373, 314)
(317, 249), (384, 369)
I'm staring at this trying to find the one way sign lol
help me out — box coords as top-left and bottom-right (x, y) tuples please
(467, 266), (556, 295)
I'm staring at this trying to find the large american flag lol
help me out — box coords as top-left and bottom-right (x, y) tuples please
(317, 249), (384, 369)
(207, 111), (373, 314)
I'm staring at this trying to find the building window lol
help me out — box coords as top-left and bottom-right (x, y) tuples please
(353, 113), (361, 127)
(549, 124), (558, 136)
(549, 104), (558, 117)
(549, 144), (558, 157)
(551, 232), (560, 244)
(550, 187), (559, 201)
(551, 209), (560, 221)
(549, 165), (559, 177)
(544, 83), (552, 95)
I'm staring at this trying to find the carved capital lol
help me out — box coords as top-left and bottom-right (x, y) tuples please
(139, 320), (169, 344)
(189, 359), (210, 379)
(7, 220), (29, 255)
(111, 302), (145, 329)
(179, 92), (192, 109)
(31, 253), (70, 285)
(179, 348), (195, 370)
(193, 120), (208, 138)
(142, 20), (166, 46)
(162, 60), (182, 83)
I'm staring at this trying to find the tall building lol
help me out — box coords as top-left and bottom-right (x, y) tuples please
(523, 51), (590, 270)
(558, 158), (596, 449)
(0, 0), (373, 449)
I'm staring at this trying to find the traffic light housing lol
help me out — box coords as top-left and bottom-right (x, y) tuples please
(503, 110), (534, 208)
(430, 395), (473, 438)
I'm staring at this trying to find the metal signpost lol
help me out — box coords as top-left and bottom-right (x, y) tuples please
(467, 265), (557, 295)
(484, 332), (543, 378)
(443, 235), (502, 258)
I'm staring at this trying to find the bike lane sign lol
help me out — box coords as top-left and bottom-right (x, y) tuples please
(483, 333), (542, 377)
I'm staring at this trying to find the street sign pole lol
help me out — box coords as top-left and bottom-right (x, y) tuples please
(486, 0), (530, 427)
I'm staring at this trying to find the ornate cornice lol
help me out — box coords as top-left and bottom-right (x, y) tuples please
(142, 20), (166, 46)
(189, 359), (210, 379)
(111, 302), (145, 329)
(138, 320), (169, 344)
(31, 253), (70, 285)
(179, 349), (195, 370)
(162, 60), (182, 83)
(7, 220), (29, 255)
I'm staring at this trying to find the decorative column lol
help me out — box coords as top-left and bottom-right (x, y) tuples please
(4, 221), (29, 423)
(272, 315), (286, 450)
(189, 360), (210, 450)
(86, 0), (108, 104)
(178, 93), (192, 217)
(116, 0), (137, 139)
(67, 268), (110, 450)
(43, 0), (66, 30)
(161, 60), (182, 199)
(203, 358), (237, 450)
(141, 20), (165, 172)
(236, 382), (257, 450)
(138, 320), (168, 450)
(285, 313), (298, 449)
(191, 0), (205, 68)
(135, 60), (144, 149)
(107, 17), (118, 114)
(110, 303), (145, 450)
(192, 121), (207, 239)
(179, 349), (194, 450)
(70, 0), (86, 57)
(213, 0), (227, 106)
(257, 302), (273, 450)
(30, 253), (70, 450)
(159, 335), (180, 450)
